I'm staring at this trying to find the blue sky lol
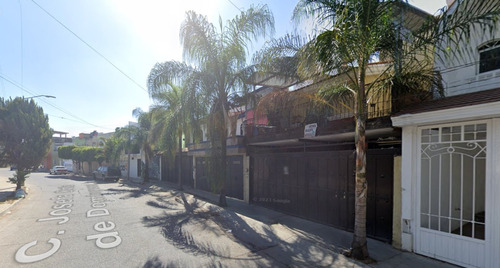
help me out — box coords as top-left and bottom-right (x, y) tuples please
(0, 0), (447, 137)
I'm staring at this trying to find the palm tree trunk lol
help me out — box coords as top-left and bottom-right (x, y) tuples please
(218, 127), (228, 207)
(217, 103), (228, 207)
(178, 130), (183, 190)
(144, 156), (150, 183)
(350, 68), (369, 260)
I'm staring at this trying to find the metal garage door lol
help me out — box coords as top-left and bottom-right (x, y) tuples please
(251, 149), (394, 242)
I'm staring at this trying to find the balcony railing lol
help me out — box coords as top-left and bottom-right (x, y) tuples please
(248, 94), (391, 134)
(187, 136), (246, 153)
(245, 91), (434, 140)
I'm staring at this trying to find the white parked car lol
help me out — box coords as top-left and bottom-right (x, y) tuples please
(50, 166), (68, 175)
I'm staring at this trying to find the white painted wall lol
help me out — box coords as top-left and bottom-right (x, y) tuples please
(128, 153), (142, 179)
(435, 15), (500, 96)
(392, 103), (500, 267)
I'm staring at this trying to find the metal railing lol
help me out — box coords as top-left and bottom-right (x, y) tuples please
(245, 91), (436, 138)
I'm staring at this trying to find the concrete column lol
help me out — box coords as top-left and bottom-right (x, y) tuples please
(401, 125), (417, 252)
(486, 118), (500, 267)
(392, 156), (402, 249)
(243, 155), (250, 203)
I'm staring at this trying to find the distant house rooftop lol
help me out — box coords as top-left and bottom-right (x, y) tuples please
(53, 131), (69, 138)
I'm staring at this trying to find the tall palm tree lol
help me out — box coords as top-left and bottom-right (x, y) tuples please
(147, 61), (204, 189)
(179, 5), (274, 206)
(255, 0), (500, 260)
(132, 108), (154, 183)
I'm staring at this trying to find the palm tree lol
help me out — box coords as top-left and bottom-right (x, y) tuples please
(114, 126), (136, 180)
(179, 5), (274, 206)
(102, 136), (124, 167)
(255, 0), (500, 260)
(132, 108), (154, 183)
(147, 61), (204, 189)
(114, 111), (153, 182)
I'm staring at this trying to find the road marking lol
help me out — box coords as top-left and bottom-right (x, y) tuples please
(85, 183), (122, 249)
(15, 238), (61, 263)
(15, 185), (74, 264)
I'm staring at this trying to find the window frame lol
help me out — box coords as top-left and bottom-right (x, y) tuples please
(478, 40), (500, 74)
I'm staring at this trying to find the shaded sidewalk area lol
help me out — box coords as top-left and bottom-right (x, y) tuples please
(0, 171), (22, 216)
(124, 177), (457, 268)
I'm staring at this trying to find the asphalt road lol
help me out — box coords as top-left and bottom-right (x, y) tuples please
(0, 169), (459, 268)
(0, 170), (232, 268)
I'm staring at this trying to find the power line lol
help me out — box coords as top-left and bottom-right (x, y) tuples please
(227, 0), (242, 12)
(46, 113), (115, 130)
(47, 113), (92, 124)
(29, 0), (149, 94)
(0, 73), (112, 130)
(18, 0), (24, 88)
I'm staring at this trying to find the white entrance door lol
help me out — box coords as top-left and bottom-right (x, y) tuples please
(416, 122), (487, 268)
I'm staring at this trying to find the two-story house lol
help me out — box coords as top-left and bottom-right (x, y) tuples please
(244, 3), (432, 243)
(391, 0), (500, 267)
(42, 130), (73, 171)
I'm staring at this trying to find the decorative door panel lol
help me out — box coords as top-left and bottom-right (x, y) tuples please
(417, 122), (487, 267)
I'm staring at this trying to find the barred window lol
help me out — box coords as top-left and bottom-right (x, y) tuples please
(479, 40), (500, 73)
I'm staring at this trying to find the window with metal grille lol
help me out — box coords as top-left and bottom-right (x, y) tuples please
(420, 123), (486, 240)
(479, 40), (500, 73)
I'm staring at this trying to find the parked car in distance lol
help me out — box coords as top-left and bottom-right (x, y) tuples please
(10, 165), (17, 171)
(93, 166), (121, 181)
(50, 166), (68, 175)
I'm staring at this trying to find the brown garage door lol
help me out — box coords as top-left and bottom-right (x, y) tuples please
(251, 149), (394, 242)
(195, 156), (244, 200)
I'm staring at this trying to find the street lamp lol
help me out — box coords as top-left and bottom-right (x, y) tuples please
(26, 95), (56, 99)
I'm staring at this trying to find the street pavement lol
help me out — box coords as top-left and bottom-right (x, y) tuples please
(0, 168), (457, 267)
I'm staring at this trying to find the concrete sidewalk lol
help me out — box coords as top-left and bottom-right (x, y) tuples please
(0, 169), (22, 216)
(127, 177), (457, 268)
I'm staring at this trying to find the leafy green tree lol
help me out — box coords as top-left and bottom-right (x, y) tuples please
(92, 147), (105, 165)
(58, 145), (78, 172)
(59, 146), (103, 174)
(179, 5), (274, 206)
(0, 97), (52, 190)
(255, 0), (500, 260)
(57, 145), (76, 160)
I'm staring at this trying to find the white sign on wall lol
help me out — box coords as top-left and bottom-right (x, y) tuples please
(304, 123), (317, 138)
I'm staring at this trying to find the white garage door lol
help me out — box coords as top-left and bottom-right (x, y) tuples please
(417, 122), (487, 267)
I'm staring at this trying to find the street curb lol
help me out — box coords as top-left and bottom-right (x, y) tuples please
(0, 185), (30, 217)
(0, 195), (24, 217)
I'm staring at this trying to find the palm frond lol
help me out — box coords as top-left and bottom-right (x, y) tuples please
(180, 11), (218, 65)
(410, 0), (500, 65)
(225, 4), (275, 54)
(253, 33), (307, 79)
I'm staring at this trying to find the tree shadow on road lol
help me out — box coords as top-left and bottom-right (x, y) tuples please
(44, 174), (91, 182)
(140, 255), (224, 268)
(141, 192), (353, 267)
(104, 180), (174, 200)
